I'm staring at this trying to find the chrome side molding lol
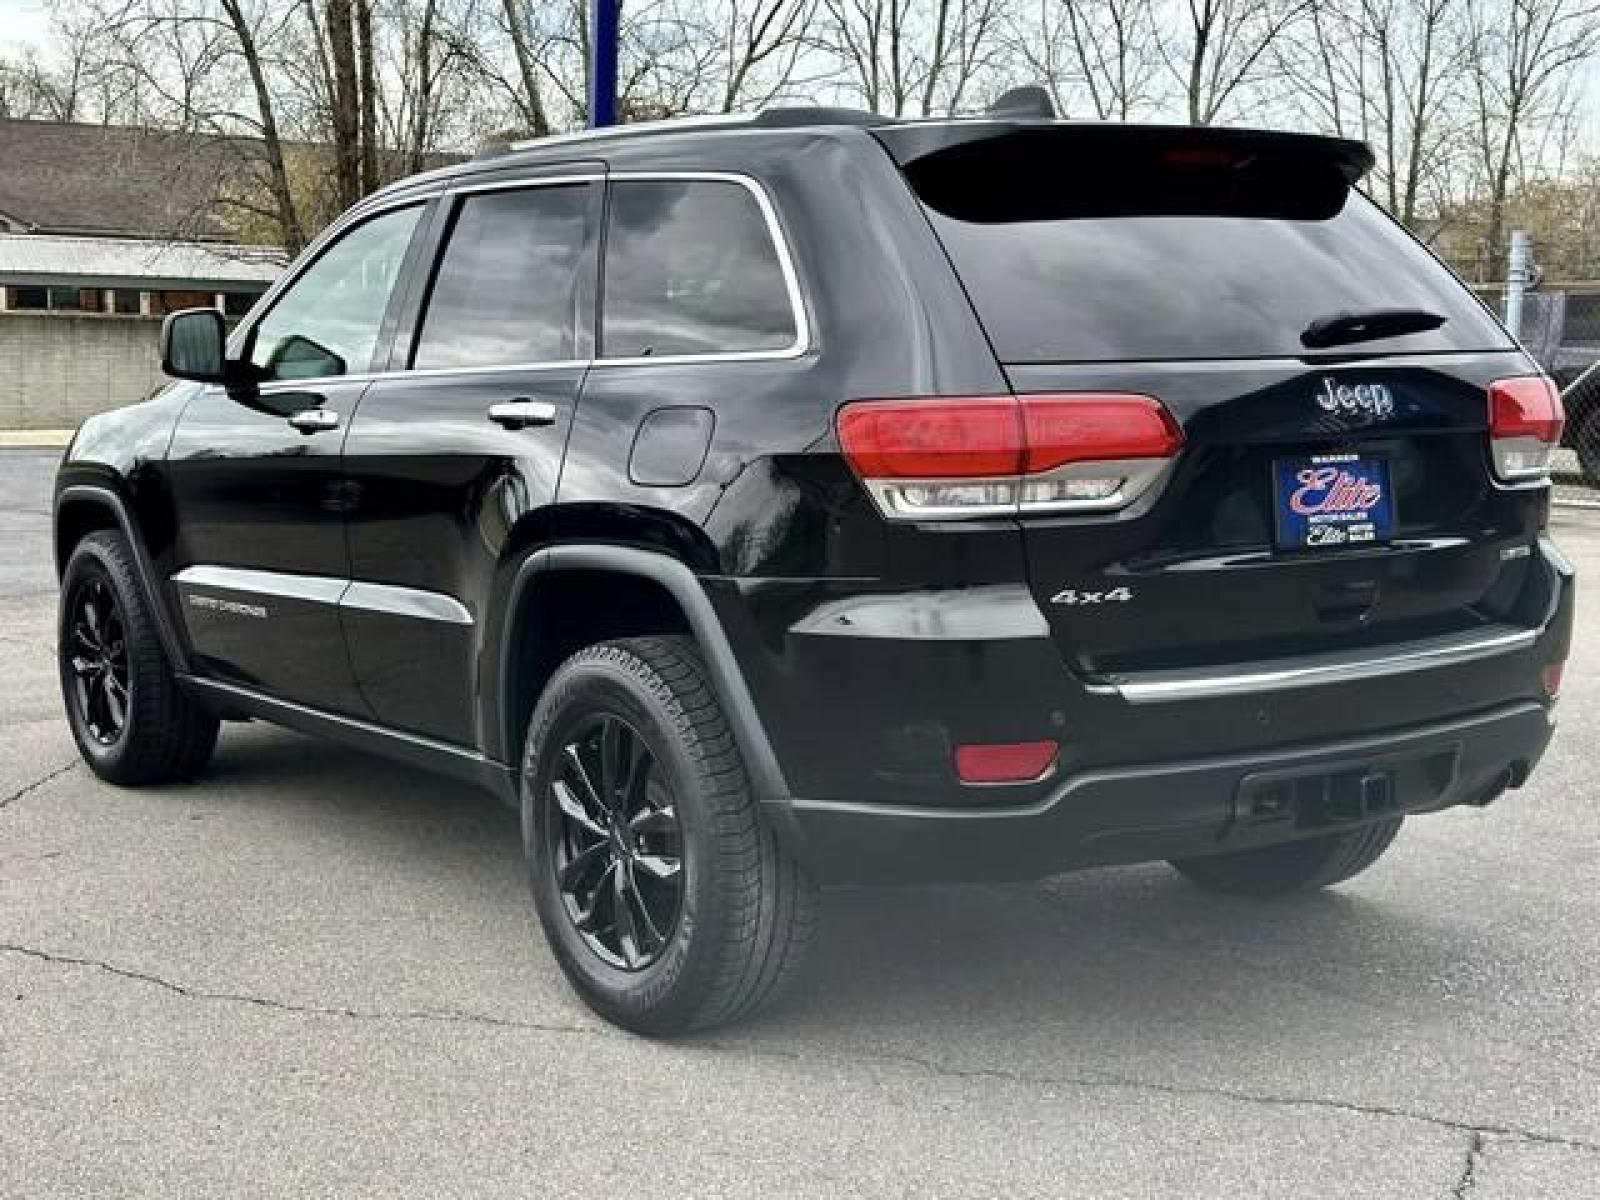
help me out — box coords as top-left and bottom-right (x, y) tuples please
(171, 565), (473, 626)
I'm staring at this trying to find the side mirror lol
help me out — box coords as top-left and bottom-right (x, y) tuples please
(159, 308), (230, 384)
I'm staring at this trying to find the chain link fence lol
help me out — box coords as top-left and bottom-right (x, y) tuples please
(1476, 284), (1600, 507)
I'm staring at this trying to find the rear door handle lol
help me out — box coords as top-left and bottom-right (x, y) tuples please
(287, 408), (340, 434)
(488, 398), (558, 430)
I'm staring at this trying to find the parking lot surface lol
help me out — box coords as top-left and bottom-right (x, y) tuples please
(3, 446), (1599, 1198)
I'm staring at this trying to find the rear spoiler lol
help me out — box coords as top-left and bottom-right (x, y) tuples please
(871, 121), (1375, 185)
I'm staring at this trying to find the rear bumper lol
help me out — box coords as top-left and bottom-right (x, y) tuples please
(765, 701), (1555, 883)
(712, 534), (1571, 882)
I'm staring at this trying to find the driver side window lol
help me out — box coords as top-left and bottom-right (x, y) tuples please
(250, 204), (423, 382)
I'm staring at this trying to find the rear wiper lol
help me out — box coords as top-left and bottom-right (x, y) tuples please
(1300, 307), (1447, 349)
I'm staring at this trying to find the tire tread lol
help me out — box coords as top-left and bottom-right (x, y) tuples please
(524, 634), (816, 1033)
(62, 531), (218, 785)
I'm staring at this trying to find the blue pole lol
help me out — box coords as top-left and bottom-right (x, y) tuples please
(590, 0), (620, 127)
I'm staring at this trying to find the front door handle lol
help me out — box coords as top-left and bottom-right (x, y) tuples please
(287, 408), (340, 434)
(488, 397), (558, 430)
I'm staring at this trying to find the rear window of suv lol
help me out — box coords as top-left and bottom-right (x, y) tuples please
(906, 130), (1511, 364)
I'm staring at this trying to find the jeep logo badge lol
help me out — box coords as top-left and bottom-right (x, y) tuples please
(1317, 378), (1394, 419)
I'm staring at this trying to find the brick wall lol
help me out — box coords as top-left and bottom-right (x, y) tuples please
(0, 313), (166, 429)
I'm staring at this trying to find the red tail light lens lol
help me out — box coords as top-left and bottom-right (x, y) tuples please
(1021, 395), (1185, 472)
(955, 740), (1058, 784)
(834, 396), (1023, 478)
(836, 393), (1184, 520)
(1488, 376), (1564, 482)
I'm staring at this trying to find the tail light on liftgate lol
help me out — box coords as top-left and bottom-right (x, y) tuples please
(835, 393), (1185, 520)
(1488, 376), (1565, 483)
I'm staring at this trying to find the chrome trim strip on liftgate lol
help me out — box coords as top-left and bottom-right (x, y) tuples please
(1089, 624), (1540, 705)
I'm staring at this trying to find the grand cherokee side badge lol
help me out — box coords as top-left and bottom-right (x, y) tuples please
(1051, 586), (1134, 606)
(187, 594), (268, 619)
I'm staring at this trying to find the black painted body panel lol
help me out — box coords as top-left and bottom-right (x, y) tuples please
(165, 381), (372, 714)
(52, 116), (1575, 883)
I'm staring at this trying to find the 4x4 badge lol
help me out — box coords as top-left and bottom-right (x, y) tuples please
(1051, 586), (1134, 606)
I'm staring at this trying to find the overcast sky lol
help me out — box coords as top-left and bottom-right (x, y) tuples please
(2, 0), (1597, 162)
(0, 0), (51, 53)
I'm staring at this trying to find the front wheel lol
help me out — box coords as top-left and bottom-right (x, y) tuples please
(522, 635), (817, 1035)
(58, 531), (218, 785)
(1168, 818), (1403, 897)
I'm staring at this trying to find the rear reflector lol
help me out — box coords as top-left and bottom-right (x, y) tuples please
(1488, 376), (1564, 482)
(1542, 662), (1565, 699)
(837, 393), (1184, 520)
(954, 740), (1058, 784)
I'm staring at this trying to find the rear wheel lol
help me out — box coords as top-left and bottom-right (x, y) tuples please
(58, 531), (218, 784)
(1168, 818), (1402, 897)
(522, 635), (817, 1035)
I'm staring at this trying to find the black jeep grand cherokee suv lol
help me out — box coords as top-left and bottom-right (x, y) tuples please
(54, 110), (1572, 1033)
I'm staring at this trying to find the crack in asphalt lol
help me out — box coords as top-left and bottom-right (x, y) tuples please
(0, 761), (77, 811)
(1452, 1130), (1485, 1198)
(696, 1038), (1600, 1159)
(6, 939), (1600, 1164)
(0, 943), (595, 1038)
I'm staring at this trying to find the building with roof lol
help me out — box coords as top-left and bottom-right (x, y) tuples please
(0, 117), (285, 318)
(0, 118), (287, 428)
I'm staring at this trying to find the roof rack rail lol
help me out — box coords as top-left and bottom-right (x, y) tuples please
(505, 105), (883, 153)
(749, 106), (880, 128)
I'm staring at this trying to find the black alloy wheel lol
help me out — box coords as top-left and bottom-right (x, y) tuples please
(522, 636), (817, 1035)
(57, 530), (219, 785)
(546, 713), (684, 971)
(65, 574), (131, 746)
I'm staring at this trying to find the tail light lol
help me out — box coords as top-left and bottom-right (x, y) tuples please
(836, 393), (1184, 520)
(1489, 376), (1564, 482)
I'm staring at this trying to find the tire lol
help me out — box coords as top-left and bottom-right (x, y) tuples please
(58, 531), (219, 785)
(1168, 818), (1402, 897)
(521, 635), (817, 1035)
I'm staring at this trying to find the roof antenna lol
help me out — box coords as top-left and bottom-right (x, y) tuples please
(988, 85), (1055, 120)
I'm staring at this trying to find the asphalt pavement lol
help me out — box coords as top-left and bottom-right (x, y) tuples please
(3, 445), (1599, 1198)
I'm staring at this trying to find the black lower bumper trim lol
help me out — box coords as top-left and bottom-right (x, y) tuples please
(766, 702), (1554, 883)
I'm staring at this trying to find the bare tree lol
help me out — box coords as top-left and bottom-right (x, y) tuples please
(216, 0), (306, 250)
(496, 0), (554, 134)
(820, 0), (1001, 116)
(0, 51), (81, 120)
(1006, 0), (1161, 119)
(324, 0), (362, 208)
(1282, 0), (1467, 224)
(1467, 0), (1600, 274)
(1171, 0), (1308, 124)
(719, 0), (813, 111)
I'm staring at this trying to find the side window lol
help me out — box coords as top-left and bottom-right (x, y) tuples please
(250, 204), (423, 381)
(601, 179), (798, 359)
(413, 184), (592, 370)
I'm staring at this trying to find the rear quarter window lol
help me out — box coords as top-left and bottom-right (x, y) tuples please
(600, 178), (798, 359)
